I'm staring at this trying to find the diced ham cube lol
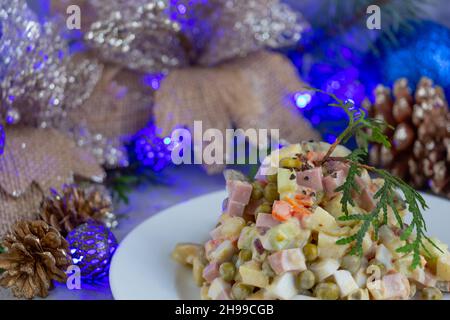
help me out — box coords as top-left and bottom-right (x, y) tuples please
(356, 188), (377, 212)
(296, 168), (323, 191)
(268, 248), (307, 275)
(228, 180), (253, 205)
(202, 263), (220, 283)
(208, 278), (232, 300)
(322, 170), (346, 198)
(256, 213), (280, 230)
(325, 161), (350, 175)
(226, 200), (246, 217)
(382, 273), (410, 300)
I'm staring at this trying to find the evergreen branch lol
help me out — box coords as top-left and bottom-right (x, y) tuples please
(308, 87), (441, 268)
(335, 163), (361, 215)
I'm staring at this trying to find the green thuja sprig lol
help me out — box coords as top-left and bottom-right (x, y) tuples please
(305, 87), (442, 269)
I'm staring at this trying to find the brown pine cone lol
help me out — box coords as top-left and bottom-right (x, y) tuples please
(369, 77), (450, 198)
(41, 185), (115, 236)
(0, 221), (72, 299)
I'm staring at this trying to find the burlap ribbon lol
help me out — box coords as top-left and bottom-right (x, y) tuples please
(154, 50), (321, 173)
(0, 127), (104, 235)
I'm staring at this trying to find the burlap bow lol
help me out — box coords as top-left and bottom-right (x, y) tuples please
(82, 0), (320, 172)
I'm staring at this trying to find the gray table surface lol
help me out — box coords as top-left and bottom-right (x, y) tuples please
(0, 165), (226, 300)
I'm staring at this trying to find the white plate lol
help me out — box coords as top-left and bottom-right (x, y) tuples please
(110, 191), (450, 300)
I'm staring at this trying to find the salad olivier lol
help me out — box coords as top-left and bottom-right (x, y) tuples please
(173, 90), (449, 300)
(172, 141), (450, 300)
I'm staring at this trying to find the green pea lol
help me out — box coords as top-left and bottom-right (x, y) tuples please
(238, 249), (252, 262)
(297, 270), (316, 290)
(231, 283), (254, 300)
(255, 203), (272, 214)
(303, 244), (318, 262)
(422, 287), (443, 300)
(219, 262), (236, 282)
(251, 182), (264, 200)
(279, 157), (301, 169)
(347, 289), (368, 300)
(314, 283), (340, 300)
(264, 183), (279, 203)
(341, 255), (361, 274)
(267, 174), (278, 183)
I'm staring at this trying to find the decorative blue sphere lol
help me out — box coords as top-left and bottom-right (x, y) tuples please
(368, 20), (450, 98)
(131, 124), (172, 171)
(66, 221), (118, 281)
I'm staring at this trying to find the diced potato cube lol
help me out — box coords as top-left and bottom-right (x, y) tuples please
(239, 262), (269, 288)
(192, 257), (205, 287)
(208, 278), (231, 300)
(210, 240), (237, 263)
(221, 217), (246, 239)
(379, 225), (405, 259)
(437, 254), (450, 281)
(334, 270), (359, 297)
(323, 195), (358, 227)
(266, 272), (298, 300)
(306, 207), (337, 231)
(237, 226), (258, 250)
(318, 233), (349, 259)
(277, 168), (298, 194)
(393, 254), (415, 278)
(310, 258), (340, 282)
(171, 243), (203, 265)
(263, 220), (300, 251)
(375, 244), (393, 270)
(362, 232), (374, 256)
(420, 237), (449, 259)
(354, 267), (368, 288)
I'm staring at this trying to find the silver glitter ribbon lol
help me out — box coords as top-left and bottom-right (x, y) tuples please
(0, 0), (67, 127)
(0, 0), (127, 167)
(85, 0), (308, 72)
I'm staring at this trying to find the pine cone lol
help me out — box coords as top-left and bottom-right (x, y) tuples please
(0, 220), (71, 299)
(41, 185), (115, 236)
(369, 77), (450, 198)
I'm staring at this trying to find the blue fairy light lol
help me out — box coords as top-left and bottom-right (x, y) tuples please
(294, 92), (312, 108)
(142, 73), (164, 90)
(163, 137), (172, 145)
(66, 221), (118, 281)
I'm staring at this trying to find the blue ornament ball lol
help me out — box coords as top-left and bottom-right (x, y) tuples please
(367, 20), (450, 98)
(66, 221), (118, 280)
(131, 124), (172, 171)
